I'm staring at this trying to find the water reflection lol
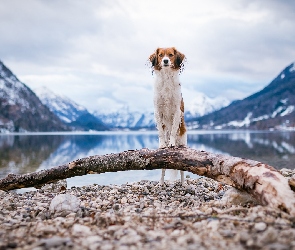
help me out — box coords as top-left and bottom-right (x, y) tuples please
(0, 131), (294, 186)
(37, 133), (159, 170)
(0, 134), (64, 177)
(188, 131), (295, 169)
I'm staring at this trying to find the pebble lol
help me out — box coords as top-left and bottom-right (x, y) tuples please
(72, 224), (92, 236)
(49, 194), (80, 216)
(221, 188), (258, 206)
(0, 176), (295, 249)
(254, 222), (267, 232)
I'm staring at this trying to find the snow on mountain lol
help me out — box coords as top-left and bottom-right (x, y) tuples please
(34, 86), (107, 131)
(0, 64), (30, 111)
(93, 92), (228, 129)
(34, 86), (229, 130)
(34, 86), (88, 123)
(189, 61), (295, 130)
(185, 92), (230, 118)
(94, 105), (155, 129)
(0, 60), (68, 132)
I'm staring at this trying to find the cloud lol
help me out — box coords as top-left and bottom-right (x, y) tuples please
(1, 0), (295, 113)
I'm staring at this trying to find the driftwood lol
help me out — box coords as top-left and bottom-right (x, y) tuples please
(1, 147), (295, 216)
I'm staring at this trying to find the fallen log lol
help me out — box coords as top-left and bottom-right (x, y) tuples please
(0, 147), (295, 216)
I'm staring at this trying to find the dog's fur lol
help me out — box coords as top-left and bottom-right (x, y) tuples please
(149, 47), (187, 184)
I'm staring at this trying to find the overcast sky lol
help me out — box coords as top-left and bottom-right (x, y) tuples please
(1, 0), (295, 113)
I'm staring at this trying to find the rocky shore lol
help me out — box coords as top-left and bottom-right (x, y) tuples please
(1, 172), (295, 250)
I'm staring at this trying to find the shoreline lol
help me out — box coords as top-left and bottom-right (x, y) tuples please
(1, 173), (295, 249)
(1, 129), (295, 136)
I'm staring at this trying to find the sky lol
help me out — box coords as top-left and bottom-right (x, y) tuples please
(1, 0), (295, 113)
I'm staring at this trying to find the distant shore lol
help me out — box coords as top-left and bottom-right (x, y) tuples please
(1, 128), (295, 135)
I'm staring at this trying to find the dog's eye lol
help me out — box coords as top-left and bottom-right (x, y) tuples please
(169, 54), (174, 57)
(159, 54), (163, 57)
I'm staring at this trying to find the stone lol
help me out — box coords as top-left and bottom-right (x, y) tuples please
(72, 224), (92, 236)
(37, 236), (71, 248)
(49, 194), (80, 216)
(254, 222), (267, 232)
(221, 188), (258, 206)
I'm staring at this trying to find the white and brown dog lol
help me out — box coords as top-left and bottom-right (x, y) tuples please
(149, 47), (187, 185)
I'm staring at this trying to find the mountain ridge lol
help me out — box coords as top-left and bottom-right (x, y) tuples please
(0, 60), (69, 132)
(34, 86), (108, 131)
(187, 61), (295, 130)
(36, 86), (228, 130)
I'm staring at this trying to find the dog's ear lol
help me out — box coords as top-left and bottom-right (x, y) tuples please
(149, 53), (157, 67)
(173, 48), (185, 69)
(149, 49), (158, 67)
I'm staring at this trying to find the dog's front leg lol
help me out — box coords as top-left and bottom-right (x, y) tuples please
(154, 110), (166, 148)
(169, 110), (181, 147)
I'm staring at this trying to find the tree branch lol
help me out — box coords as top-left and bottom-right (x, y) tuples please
(1, 147), (295, 216)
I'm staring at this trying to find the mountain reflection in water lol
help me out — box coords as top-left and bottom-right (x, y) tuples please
(0, 131), (294, 187)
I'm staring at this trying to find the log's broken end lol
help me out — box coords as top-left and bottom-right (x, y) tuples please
(234, 164), (295, 217)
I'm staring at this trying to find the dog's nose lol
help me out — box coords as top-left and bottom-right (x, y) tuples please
(163, 59), (169, 64)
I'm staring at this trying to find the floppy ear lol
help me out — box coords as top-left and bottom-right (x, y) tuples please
(149, 53), (157, 67)
(173, 48), (185, 69)
(149, 49), (159, 67)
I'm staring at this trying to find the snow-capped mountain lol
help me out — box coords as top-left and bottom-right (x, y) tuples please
(34, 87), (107, 131)
(188, 61), (295, 130)
(185, 93), (230, 118)
(0, 60), (68, 132)
(34, 87), (88, 123)
(93, 93), (228, 129)
(35, 85), (229, 130)
(93, 106), (155, 129)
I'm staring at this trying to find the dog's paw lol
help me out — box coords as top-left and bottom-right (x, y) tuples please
(169, 137), (176, 147)
(157, 182), (164, 187)
(157, 180), (166, 187)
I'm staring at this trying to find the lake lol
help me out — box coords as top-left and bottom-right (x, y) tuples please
(0, 130), (294, 188)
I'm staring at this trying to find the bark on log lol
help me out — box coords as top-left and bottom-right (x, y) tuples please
(0, 147), (295, 216)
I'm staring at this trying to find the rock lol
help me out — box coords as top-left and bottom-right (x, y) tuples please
(37, 236), (71, 248)
(41, 179), (67, 192)
(49, 194), (80, 216)
(72, 224), (92, 236)
(121, 197), (127, 204)
(254, 222), (267, 232)
(257, 227), (277, 246)
(0, 190), (6, 198)
(280, 168), (294, 177)
(221, 188), (258, 206)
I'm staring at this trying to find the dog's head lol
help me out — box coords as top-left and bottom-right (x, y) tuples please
(149, 47), (185, 72)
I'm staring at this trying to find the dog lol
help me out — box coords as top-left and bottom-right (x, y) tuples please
(149, 47), (187, 185)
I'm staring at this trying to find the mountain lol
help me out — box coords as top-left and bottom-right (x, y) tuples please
(185, 92), (230, 119)
(0, 60), (68, 132)
(93, 106), (155, 130)
(35, 87), (108, 131)
(34, 86), (88, 123)
(93, 94), (228, 130)
(34, 85), (228, 131)
(187, 62), (295, 130)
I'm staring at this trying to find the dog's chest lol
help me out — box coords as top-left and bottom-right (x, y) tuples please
(154, 71), (181, 111)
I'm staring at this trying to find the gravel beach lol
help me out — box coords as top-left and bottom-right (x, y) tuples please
(1, 171), (295, 250)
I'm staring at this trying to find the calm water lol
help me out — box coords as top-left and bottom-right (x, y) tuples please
(0, 130), (294, 188)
